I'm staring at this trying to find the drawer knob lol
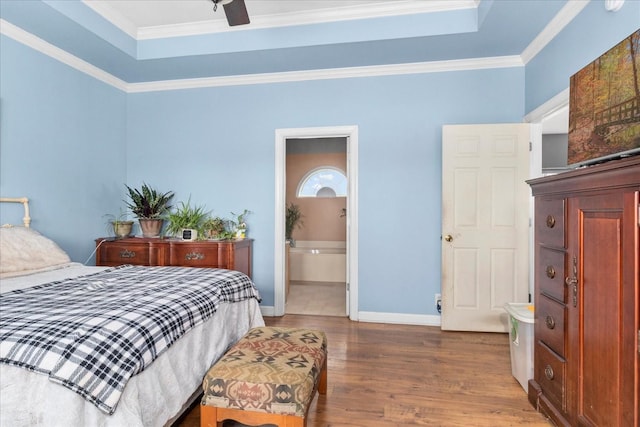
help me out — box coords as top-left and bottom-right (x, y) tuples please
(545, 315), (555, 329)
(545, 265), (556, 279)
(120, 249), (136, 258)
(185, 252), (205, 261)
(546, 215), (556, 228)
(544, 365), (555, 380)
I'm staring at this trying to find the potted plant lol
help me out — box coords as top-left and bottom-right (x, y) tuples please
(104, 209), (134, 238)
(166, 198), (209, 240)
(124, 183), (174, 238)
(202, 216), (226, 240)
(285, 203), (304, 245)
(230, 209), (251, 239)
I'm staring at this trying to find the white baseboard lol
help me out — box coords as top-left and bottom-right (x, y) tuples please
(260, 306), (276, 317)
(260, 305), (441, 327)
(357, 311), (441, 326)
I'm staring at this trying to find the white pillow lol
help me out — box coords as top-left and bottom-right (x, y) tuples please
(0, 227), (71, 278)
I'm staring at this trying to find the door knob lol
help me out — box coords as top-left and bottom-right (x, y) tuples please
(444, 235), (453, 242)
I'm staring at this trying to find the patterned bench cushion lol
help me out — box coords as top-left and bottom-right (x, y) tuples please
(202, 326), (327, 417)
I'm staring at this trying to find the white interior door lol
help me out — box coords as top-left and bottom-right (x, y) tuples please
(441, 124), (530, 332)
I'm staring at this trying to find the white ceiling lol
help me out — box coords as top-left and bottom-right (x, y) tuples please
(84, 0), (473, 37)
(88, 0), (373, 27)
(82, 0), (480, 39)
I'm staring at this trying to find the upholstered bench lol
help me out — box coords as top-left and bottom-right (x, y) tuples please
(201, 326), (328, 427)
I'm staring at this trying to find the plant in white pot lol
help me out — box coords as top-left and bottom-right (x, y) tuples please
(124, 183), (174, 238)
(166, 198), (209, 240)
(230, 209), (251, 239)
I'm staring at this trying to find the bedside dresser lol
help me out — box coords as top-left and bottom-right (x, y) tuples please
(95, 237), (252, 278)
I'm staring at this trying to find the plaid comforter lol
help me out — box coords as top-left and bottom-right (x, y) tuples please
(0, 265), (261, 415)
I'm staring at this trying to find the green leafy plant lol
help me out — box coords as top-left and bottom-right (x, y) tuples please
(166, 198), (209, 237)
(285, 203), (304, 240)
(202, 216), (226, 239)
(103, 209), (133, 238)
(229, 209), (251, 238)
(124, 183), (174, 219)
(231, 209), (251, 229)
(217, 228), (237, 241)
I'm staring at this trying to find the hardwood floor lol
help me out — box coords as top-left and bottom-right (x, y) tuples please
(177, 314), (551, 426)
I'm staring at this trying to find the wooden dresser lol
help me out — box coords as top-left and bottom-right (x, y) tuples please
(95, 237), (253, 278)
(527, 156), (639, 427)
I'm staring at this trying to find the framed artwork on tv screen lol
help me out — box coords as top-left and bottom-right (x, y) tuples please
(568, 29), (640, 166)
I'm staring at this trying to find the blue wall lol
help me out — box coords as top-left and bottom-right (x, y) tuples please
(1, 2), (637, 315)
(0, 35), (127, 263)
(126, 68), (525, 309)
(525, 0), (639, 113)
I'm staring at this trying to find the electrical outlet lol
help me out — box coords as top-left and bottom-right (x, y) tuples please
(435, 293), (442, 314)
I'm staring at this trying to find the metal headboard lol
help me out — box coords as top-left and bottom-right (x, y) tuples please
(0, 197), (31, 228)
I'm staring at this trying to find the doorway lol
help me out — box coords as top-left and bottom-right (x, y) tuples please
(274, 126), (359, 319)
(285, 138), (347, 316)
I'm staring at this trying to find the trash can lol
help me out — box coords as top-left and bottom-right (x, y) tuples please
(504, 303), (534, 392)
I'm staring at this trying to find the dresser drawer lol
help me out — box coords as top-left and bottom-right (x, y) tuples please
(169, 243), (221, 268)
(537, 247), (566, 303)
(535, 295), (565, 357)
(95, 237), (252, 276)
(535, 342), (566, 413)
(98, 241), (150, 265)
(535, 198), (565, 248)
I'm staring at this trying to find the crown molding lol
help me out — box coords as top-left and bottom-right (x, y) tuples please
(521, 0), (588, 64)
(524, 88), (570, 123)
(2, 18), (521, 94)
(126, 56), (523, 93)
(0, 19), (128, 91)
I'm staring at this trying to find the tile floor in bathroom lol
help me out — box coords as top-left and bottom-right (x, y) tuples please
(285, 280), (346, 316)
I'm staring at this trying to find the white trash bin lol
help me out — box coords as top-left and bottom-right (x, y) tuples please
(504, 303), (534, 392)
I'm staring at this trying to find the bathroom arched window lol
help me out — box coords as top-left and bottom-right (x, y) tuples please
(297, 167), (347, 198)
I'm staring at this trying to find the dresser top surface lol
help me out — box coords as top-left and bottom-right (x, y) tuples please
(527, 155), (639, 196)
(96, 237), (252, 244)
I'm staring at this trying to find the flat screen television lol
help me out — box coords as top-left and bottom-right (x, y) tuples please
(568, 29), (640, 167)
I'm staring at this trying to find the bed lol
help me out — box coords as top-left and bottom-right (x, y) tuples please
(0, 197), (265, 427)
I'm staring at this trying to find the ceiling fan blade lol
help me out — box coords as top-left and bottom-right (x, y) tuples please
(224, 0), (250, 26)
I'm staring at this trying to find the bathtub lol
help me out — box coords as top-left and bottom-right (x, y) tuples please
(288, 240), (346, 283)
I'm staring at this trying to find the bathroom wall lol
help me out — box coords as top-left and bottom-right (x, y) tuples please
(286, 139), (347, 242)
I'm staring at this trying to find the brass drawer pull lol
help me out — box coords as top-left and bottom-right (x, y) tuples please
(546, 215), (556, 228)
(120, 249), (136, 258)
(544, 365), (554, 380)
(545, 315), (555, 329)
(545, 265), (556, 279)
(185, 252), (205, 261)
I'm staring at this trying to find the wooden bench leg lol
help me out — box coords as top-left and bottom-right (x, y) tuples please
(318, 357), (328, 395)
(200, 404), (220, 427)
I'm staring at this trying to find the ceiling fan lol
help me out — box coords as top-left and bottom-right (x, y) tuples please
(211, 0), (250, 26)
